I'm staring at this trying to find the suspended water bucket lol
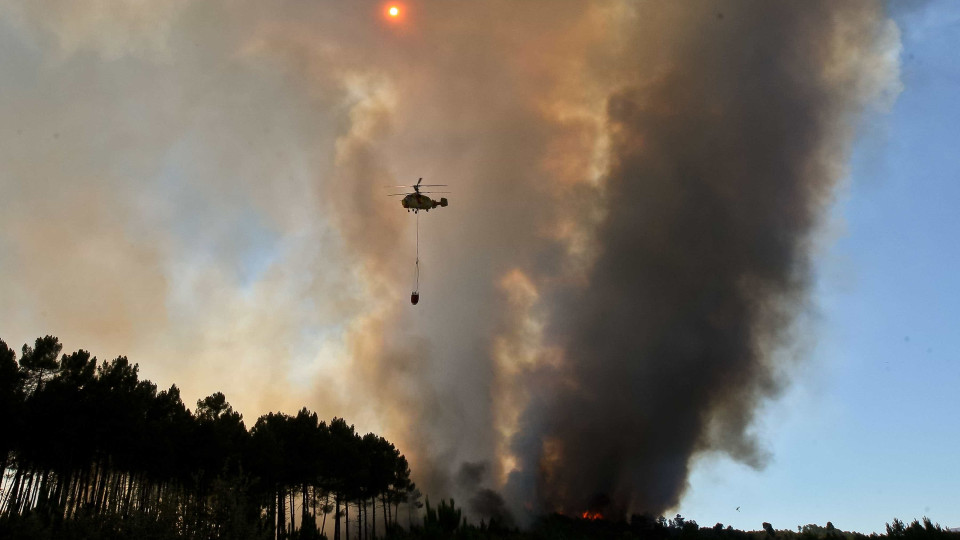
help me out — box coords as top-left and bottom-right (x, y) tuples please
(411, 292), (419, 305)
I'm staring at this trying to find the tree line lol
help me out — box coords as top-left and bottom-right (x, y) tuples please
(3, 335), (957, 540)
(481, 513), (960, 540)
(0, 335), (418, 540)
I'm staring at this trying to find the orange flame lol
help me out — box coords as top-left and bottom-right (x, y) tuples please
(582, 511), (603, 520)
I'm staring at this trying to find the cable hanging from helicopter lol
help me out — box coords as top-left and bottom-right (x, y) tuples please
(414, 212), (419, 304)
(386, 178), (450, 305)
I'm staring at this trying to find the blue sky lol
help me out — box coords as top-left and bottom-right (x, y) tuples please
(676, 2), (960, 533)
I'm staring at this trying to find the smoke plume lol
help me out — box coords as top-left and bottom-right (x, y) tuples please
(499, 1), (901, 518)
(0, 0), (900, 524)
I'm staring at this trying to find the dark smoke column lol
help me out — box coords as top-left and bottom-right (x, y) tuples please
(504, 1), (899, 519)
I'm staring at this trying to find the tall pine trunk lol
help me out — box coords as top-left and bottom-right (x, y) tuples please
(277, 488), (286, 540)
(94, 461), (109, 513)
(290, 489), (296, 537)
(334, 494), (341, 540)
(268, 485), (277, 540)
(3, 466), (25, 515)
(320, 492), (328, 538)
(18, 468), (36, 514)
(303, 482), (310, 529)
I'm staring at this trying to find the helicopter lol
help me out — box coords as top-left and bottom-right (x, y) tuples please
(387, 178), (450, 305)
(388, 178), (449, 213)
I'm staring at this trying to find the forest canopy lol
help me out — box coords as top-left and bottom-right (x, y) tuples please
(0, 335), (416, 540)
(2, 336), (956, 540)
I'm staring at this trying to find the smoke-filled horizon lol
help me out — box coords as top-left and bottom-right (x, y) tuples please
(0, 0), (900, 525)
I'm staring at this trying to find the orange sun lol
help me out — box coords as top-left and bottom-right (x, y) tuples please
(388, 5), (399, 18)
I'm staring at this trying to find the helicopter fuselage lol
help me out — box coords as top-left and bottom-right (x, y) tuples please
(402, 193), (448, 212)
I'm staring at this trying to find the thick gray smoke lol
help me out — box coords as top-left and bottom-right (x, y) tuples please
(502, 1), (900, 518)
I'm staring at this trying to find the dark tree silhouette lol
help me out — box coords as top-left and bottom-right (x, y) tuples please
(0, 336), (418, 540)
(19, 336), (62, 396)
(8, 335), (950, 540)
(0, 339), (25, 482)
